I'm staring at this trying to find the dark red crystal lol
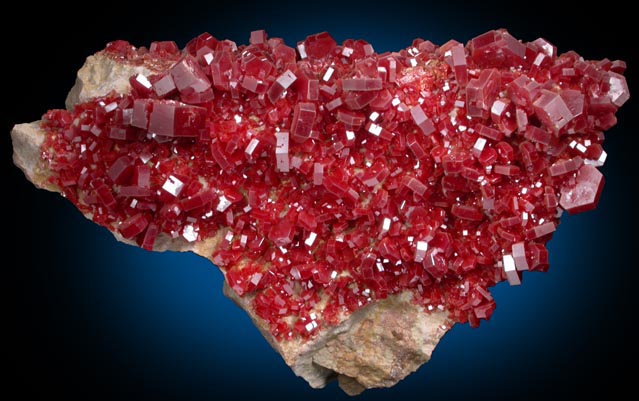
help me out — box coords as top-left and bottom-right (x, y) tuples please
(42, 29), (628, 339)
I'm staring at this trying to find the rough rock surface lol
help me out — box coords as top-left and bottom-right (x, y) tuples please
(12, 50), (450, 396)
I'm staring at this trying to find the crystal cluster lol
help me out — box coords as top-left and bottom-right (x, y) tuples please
(38, 29), (628, 341)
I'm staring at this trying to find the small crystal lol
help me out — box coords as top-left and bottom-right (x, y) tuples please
(162, 175), (185, 197)
(291, 103), (316, 141)
(275, 131), (290, 172)
(512, 242), (529, 271)
(503, 255), (521, 286)
(217, 195), (232, 212)
(533, 89), (574, 131)
(559, 165), (604, 214)
(410, 105), (435, 135)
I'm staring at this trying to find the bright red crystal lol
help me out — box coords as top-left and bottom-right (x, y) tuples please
(40, 29), (628, 339)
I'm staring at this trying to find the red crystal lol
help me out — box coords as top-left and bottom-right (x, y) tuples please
(170, 56), (212, 95)
(40, 29), (628, 340)
(301, 32), (337, 60)
(119, 213), (150, 239)
(559, 165), (604, 214)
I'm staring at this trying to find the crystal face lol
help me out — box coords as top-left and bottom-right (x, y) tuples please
(36, 29), (628, 341)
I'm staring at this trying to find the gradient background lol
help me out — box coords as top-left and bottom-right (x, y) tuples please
(4, 1), (637, 400)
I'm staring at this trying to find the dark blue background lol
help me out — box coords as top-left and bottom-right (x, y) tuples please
(4, 1), (636, 400)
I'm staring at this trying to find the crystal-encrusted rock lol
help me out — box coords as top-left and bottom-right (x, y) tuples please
(11, 29), (628, 394)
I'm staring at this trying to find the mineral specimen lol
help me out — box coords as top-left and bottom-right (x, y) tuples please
(11, 29), (628, 394)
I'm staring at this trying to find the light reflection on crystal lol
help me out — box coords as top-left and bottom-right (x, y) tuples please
(161, 175), (184, 197)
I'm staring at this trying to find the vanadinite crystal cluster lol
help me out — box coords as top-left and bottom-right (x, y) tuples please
(12, 29), (628, 393)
